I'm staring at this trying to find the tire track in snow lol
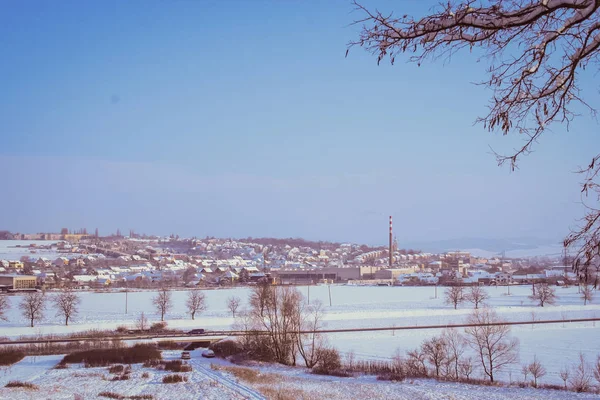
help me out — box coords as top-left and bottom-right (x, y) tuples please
(192, 360), (265, 400)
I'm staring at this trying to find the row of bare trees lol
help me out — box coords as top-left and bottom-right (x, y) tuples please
(151, 287), (241, 321)
(445, 283), (594, 309)
(0, 289), (81, 327)
(444, 286), (490, 309)
(404, 309), (518, 383)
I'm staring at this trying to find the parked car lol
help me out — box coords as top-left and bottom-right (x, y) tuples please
(188, 329), (205, 335)
(201, 349), (215, 358)
(181, 351), (191, 360)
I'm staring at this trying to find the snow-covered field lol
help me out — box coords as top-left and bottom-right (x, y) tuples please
(2, 285), (600, 386)
(1, 349), (598, 400)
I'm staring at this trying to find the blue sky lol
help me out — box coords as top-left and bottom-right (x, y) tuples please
(1, 0), (598, 245)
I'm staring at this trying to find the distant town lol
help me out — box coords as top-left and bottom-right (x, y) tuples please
(0, 227), (574, 292)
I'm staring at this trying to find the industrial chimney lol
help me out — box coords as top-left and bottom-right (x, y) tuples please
(389, 216), (393, 268)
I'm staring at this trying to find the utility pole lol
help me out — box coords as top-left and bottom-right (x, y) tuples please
(328, 284), (332, 306)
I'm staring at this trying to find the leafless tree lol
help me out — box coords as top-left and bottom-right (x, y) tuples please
(19, 291), (46, 327)
(569, 352), (592, 392)
(445, 286), (465, 309)
(227, 296), (241, 318)
(464, 308), (519, 382)
(459, 357), (474, 380)
(246, 284), (303, 365)
(529, 283), (557, 307)
(442, 328), (466, 380)
(527, 355), (547, 387)
(465, 286), (489, 309)
(421, 336), (448, 378)
(0, 295), (10, 321)
(136, 311), (149, 331)
(297, 300), (327, 368)
(186, 288), (206, 320)
(560, 366), (570, 389)
(152, 288), (172, 321)
(53, 288), (81, 326)
(581, 284), (594, 305)
(350, 0), (600, 274)
(521, 364), (530, 384)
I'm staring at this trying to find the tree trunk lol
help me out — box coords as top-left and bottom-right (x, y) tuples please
(65, 316), (69, 326)
(191, 312), (195, 320)
(30, 317), (34, 327)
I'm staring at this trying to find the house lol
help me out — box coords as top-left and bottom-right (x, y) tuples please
(69, 258), (85, 268)
(8, 261), (24, 270)
(36, 257), (51, 268)
(53, 257), (70, 267)
(96, 277), (111, 286)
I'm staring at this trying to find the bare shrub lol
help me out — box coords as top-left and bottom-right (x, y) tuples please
(108, 364), (125, 374)
(164, 360), (192, 373)
(62, 344), (161, 367)
(405, 348), (428, 377)
(136, 312), (149, 331)
(560, 366), (570, 389)
(19, 291), (46, 327)
(313, 347), (342, 375)
(521, 364), (529, 385)
(464, 308), (519, 383)
(162, 374), (188, 384)
(465, 286), (489, 309)
(149, 321), (167, 333)
(527, 356), (547, 387)
(0, 349), (25, 366)
(209, 340), (244, 358)
(529, 283), (557, 307)
(99, 392), (153, 399)
(116, 325), (128, 334)
(186, 289), (206, 320)
(459, 357), (474, 380)
(152, 288), (172, 321)
(157, 341), (184, 350)
(5, 381), (38, 390)
(569, 353), (592, 392)
(53, 288), (81, 326)
(444, 286), (464, 309)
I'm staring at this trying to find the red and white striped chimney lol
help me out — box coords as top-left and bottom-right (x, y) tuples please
(389, 216), (393, 267)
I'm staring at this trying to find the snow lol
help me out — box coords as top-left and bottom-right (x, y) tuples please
(0, 350), (264, 400)
(1, 285), (599, 386)
(0, 350), (597, 399)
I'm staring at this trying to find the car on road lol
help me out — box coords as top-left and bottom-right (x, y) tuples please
(188, 329), (205, 335)
(181, 351), (191, 360)
(201, 349), (215, 358)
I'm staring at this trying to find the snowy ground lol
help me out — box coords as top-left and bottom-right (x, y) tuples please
(1, 349), (598, 400)
(0, 350), (264, 400)
(2, 285), (600, 386)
